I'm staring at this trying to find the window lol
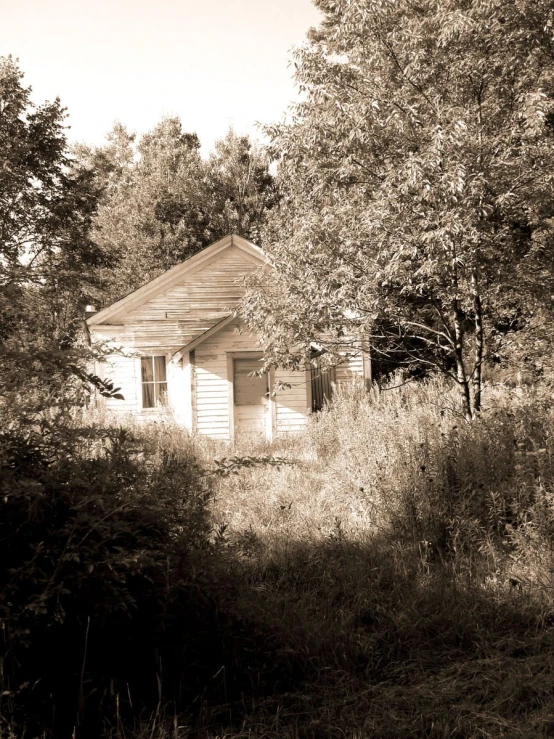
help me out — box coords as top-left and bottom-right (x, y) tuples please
(141, 356), (167, 409)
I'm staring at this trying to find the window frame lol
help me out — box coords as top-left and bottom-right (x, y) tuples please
(140, 355), (168, 411)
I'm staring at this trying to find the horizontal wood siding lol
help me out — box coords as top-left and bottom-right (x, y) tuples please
(195, 321), (263, 440)
(119, 247), (260, 353)
(90, 245), (263, 426)
(101, 354), (138, 414)
(336, 349), (364, 384)
(274, 368), (310, 434)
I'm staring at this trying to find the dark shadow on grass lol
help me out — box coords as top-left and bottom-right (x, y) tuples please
(4, 400), (554, 738)
(181, 534), (554, 738)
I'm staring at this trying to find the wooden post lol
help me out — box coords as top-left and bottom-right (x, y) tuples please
(362, 336), (372, 391)
(190, 349), (197, 434)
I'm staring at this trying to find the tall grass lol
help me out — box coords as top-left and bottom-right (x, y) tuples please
(215, 376), (554, 562)
(198, 377), (554, 737)
(6, 377), (554, 737)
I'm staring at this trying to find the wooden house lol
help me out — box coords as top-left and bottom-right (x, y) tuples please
(86, 234), (369, 441)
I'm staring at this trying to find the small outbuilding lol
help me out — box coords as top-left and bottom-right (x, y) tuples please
(86, 234), (369, 440)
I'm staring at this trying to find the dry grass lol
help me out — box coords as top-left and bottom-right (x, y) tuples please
(90, 377), (554, 738)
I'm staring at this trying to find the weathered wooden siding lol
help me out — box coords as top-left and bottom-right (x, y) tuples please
(87, 239), (368, 435)
(336, 350), (364, 383)
(194, 322), (261, 439)
(274, 368), (310, 434)
(118, 246), (260, 352)
(100, 353), (138, 414)
(89, 244), (263, 426)
(193, 322), (310, 440)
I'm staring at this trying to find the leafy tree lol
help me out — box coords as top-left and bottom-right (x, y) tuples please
(243, 0), (554, 419)
(78, 118), (207, 300)
(204, 128), (280, 244)
(0, 56), (117, 411)
(86, 123), (279, 304)
(131, 119), (208, 275)
(72, 122), (137, 266)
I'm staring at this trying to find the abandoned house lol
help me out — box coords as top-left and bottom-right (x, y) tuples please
(86, 234), (370, 440)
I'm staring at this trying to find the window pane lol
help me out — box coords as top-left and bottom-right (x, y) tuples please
(142, 382), (155, 408)
(155, 382), (167, 405)
(154, 356), (167, 382)
(141, 357), (153, 383)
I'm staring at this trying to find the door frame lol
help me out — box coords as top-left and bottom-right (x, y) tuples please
(226, 351), (275, 442)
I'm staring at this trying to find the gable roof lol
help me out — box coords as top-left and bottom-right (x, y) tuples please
(87, 233), (265, 327)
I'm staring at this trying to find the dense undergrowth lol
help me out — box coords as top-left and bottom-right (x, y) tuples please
(3, 378), (554, 737)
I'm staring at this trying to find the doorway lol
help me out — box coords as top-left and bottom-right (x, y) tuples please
(232, 357), (271, 439)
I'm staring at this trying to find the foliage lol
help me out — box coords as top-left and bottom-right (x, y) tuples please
(7, 20), (554, 738)
(211, 453), (294, 477)
(0, 56), (117, 407)
(82, 123), (279, 303)
(194, 379), (554, 738)
(0, 416), (211, 737)
(75, 378), (554, 739)
(0, 56), (110, 339)
(5, 377), (554, 737)
(203, 129), (280, 245)
(243, 0), (554, 419)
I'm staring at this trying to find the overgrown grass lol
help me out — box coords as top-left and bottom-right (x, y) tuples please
(198, 377), (554, 737)
(5, 378), (554, 737)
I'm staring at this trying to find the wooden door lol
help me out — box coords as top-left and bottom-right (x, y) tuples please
(233, 358), (270, 437)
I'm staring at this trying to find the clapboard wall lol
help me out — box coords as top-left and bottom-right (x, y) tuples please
(194, 321), (310, 439)
(113, 245), (261, 353)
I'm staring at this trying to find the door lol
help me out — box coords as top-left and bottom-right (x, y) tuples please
(233, 358), (270, 438)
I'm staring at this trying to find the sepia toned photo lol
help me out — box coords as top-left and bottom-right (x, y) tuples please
(3, 1), (554, 736)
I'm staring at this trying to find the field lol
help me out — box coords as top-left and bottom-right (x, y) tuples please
(4, 377), (554, 738)
(195, 379), (554, 738)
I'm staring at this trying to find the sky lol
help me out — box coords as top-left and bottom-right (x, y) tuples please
(3, 0), (321, 155)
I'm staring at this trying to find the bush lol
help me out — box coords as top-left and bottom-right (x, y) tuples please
(0, 415), (212, 737)
(6, 378), (554, 737)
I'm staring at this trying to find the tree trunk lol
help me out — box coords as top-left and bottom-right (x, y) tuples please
(471, 272), (484, 414)
(452, 299), (473, 421)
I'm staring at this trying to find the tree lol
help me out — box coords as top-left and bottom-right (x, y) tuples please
(204, 129), (280, 244)
(0, 56), (116, 411)
(86, 123), (279, 304)
(243, 0), (554, 420)
(79, 118), (209, 300)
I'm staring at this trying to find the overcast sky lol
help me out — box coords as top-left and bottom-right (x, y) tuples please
(3, 0), (321, 154)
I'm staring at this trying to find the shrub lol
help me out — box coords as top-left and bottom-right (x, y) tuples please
(0, 415), (211, 738)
